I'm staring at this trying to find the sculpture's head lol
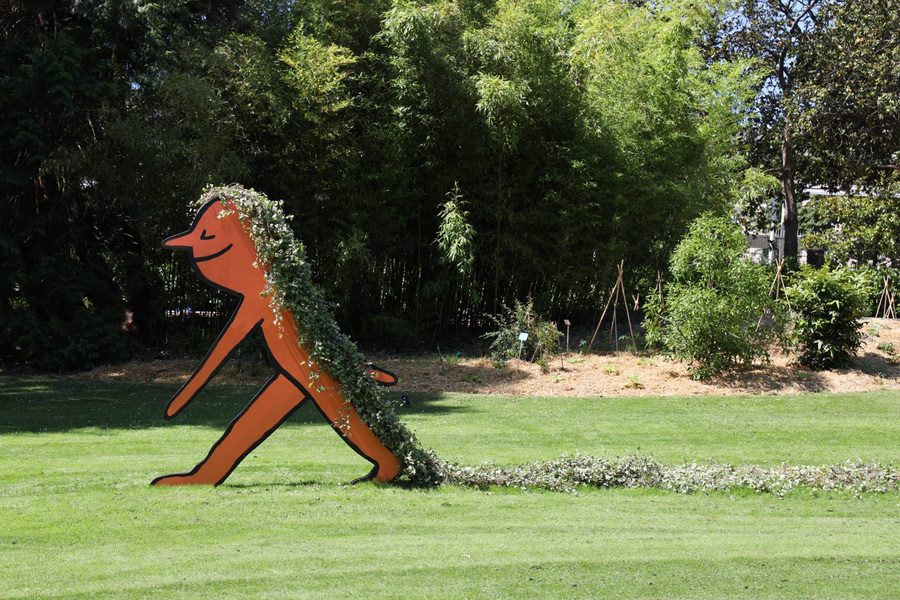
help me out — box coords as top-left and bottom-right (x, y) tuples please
(163, 199), (265, 294)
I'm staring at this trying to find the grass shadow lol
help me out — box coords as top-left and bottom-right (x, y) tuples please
(0, 376), (468, 434)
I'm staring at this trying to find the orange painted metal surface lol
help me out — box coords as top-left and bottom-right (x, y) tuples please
(152, 199), (401, 486)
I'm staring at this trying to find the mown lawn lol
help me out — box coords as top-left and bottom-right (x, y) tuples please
(1, 377), (898, 599)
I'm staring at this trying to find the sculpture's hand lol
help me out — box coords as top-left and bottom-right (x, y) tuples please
(368, 364), (398, 387)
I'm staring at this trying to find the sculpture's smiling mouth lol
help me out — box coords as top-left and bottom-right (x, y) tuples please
(193, 243), (233, 262)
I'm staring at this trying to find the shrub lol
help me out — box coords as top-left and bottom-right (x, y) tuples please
(787, 266), (868, 369)
(645, 214), (788, 379)
(483, 299), (560, 365)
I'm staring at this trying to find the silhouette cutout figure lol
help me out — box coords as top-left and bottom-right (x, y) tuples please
(152, 198), (401, 486)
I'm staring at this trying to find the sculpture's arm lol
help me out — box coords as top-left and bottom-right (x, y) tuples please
(164, 304), (261, 419)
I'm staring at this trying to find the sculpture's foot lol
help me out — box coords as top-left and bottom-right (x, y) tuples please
(151, 473), (211, 486)
(350, 460), (400, 484)
(375, 460), (401, 483)
(152, 374), (306, 488)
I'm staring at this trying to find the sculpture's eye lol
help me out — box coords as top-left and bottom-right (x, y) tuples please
(200, 229), (215, 240)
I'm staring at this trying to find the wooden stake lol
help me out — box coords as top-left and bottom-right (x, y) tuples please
(614, 261), (637, 352)
(875, 277), (887, 317)
(587, 281), (617, 352)
(771, 258), (790, 309)
(656, 270), (665, 314)
(611, 296), (618, 352)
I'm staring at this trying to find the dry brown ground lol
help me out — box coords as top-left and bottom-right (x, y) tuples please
(76, 319), (900, 397)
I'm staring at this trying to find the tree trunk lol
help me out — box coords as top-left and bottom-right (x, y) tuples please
(781, 124), (799, 263)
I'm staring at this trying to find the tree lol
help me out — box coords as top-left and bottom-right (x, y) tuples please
(645, 214), (788, 379)
(0, 0), (247, 367)
(793, 0), (900, 190)
(719, 0), (827, 263)
(0, 0), (776, 368)
(802, 189), (900, 266)
(0, 2), (129, 368)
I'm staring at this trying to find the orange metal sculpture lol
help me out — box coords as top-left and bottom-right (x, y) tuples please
(152, 199), (401, 486)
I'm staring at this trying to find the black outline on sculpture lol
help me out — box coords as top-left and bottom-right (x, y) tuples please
(153, 199), (398, 486)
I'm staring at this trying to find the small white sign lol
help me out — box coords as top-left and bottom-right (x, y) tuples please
(518, 332), (529, 341)
(563, 319), (571, 326)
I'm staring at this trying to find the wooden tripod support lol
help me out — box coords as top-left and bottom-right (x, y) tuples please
(756, 258), (790, 331)
(875, 277), (896, 319)
(770, 258), (790, 308)
(585, 260), (637, 353)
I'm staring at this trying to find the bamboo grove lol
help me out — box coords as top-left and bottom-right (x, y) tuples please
(2, 1), (897, 369)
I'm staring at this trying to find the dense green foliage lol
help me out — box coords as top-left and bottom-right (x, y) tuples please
(793, 0), (900, 190)
(854, 264), (900, 316)
(714, 0), (828, 261)
(802, 190), (900, 267)
(787, 266), (868, 369)
(646, 214), (787, 379)
(715, 1), (899, 261)
(1, 1), (897, 370)
(1, 0), (759, 368)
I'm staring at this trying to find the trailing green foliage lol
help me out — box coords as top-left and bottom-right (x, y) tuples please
(787, 266), (868, 369)
(200, 184), (442, 485)
(444, 454), (899, 495)
(645, 214), (788, 379)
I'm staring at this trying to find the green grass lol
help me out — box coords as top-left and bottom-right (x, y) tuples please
(1, 376), (898, 598)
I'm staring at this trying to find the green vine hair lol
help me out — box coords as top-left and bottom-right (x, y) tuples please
(196, 184), (442, 486)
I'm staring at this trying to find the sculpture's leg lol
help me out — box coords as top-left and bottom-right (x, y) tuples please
(263, 321), (402, 483)
(301, 385), (402, 483)
(152, 373), (304, 486)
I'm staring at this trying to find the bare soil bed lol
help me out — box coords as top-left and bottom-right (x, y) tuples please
(76, 319), (900, 397)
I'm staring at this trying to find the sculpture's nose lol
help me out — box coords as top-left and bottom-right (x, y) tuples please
(162, 229), (195, 249)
